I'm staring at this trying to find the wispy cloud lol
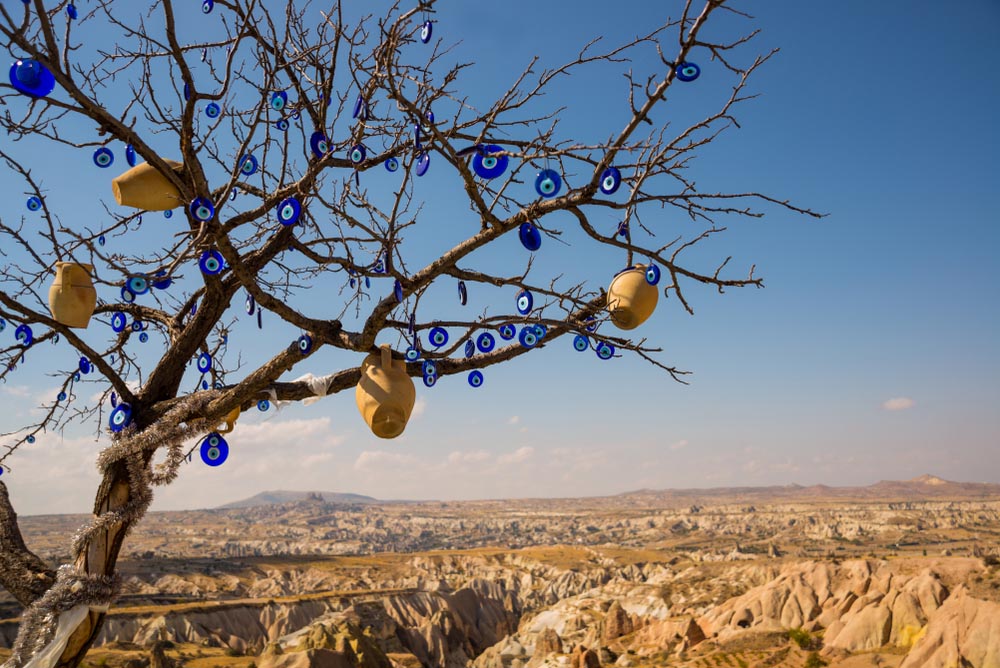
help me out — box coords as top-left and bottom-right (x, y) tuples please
(670, 439), (689, 450)
(507, 415), (520, 425)
(882, 397), (915, 411)
(497, 446), (534, 465)
(447, 450), (492, 465)
(354, 450), (418, 471)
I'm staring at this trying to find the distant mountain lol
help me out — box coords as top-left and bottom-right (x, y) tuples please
(619, 475), (1000, 502)
(218, 490), (378, 509)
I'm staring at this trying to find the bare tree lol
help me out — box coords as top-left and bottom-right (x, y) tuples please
(0, 1), (820, 666)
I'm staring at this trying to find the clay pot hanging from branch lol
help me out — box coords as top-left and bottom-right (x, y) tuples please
(606, 264), (659, 330)
(355, 345), (416, 439)
(111, 160), (184, 211)
(48, 262), (98, 328)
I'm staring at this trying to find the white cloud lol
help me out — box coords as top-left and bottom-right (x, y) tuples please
(411, 397), (427, 418)
(447, 450), (492, 465)
(497, 446), (534, 465)
(507, 415), (520, 425)
(670, 439), (689, 450)
(2, 385), (32, 398)
(882, 397), (915, 411)
(354, 450), (418, 471)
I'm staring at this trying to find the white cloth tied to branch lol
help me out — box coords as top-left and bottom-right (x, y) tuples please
(290, 372), (336, 405)
(19, 604), (108, 668)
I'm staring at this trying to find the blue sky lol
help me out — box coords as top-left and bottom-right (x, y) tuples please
(1, 0), (997, 514)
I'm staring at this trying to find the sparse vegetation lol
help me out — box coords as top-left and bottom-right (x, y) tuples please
(787, 627), (813, 649)
(804, 651), (828, 668)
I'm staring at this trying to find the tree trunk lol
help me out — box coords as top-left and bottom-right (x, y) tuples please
(53, 460), (135, 668)
(0, 482), (56, 608)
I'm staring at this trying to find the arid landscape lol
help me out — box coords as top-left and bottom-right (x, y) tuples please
(3, 475), (1000, 668)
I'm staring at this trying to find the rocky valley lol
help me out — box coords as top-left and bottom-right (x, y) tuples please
(3, 476), (1000, 668)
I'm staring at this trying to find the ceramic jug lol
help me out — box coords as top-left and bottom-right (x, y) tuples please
(606, 264), (659, 330)
(48, 262), (98, 328)
(355, 345), (416, 439)
(111, 159), (183, 211)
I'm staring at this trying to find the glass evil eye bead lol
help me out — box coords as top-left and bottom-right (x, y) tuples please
(349, 144), (366, 164)
(573, 334), (589, 352)
(463, 340), (475, 358)
(476, 332), (495, 353)
(205, 102), (221, 118)
(420, 20), (433, 43)
(384, 157), (399, 172)
(126, 274), (149, 295)
(645, 263), (661, 286)
(139, 332), (149, 343)
(79, 356), (92, 374)
(197, 352), (212, 373)
(519, 222), (541, 252)
(108, 403), (133, 432)
(120, 286), (136, 303)
(125, 145), (137, 167)
(199, 249), (224, 275)
(533, 323), (547, 340)
(26, 196), (42, 211)
(277, 197), (301, 226)
(516, 289), (533, 315)
(675, 61), (700, 82)
(405, 346), (421, 362)
(428, 326), (448, 348)
(423, 373), (437, 388)
(0, 318), (6, 333)
(202, 0), (214, 13)
(164, 209), (174, 219)
(93, 148), (114, 168)
(472, 144), (509, 180)
(596, 341), (615, 360)
(239, 154), (258, 176)
(9, 59), (56, 98)
(270, 91), (288, 112)
(534, 169), (561, 198)
(15, 324), (33, 347)
(130, 320), (142, 332)
(468, 370), (484, 388)
(458, 280), (467, 305)
(415, 151), (430, 177)
(352, 94), (365, 119)
(310, 131), (330, 158)
(58, 391), (67, 402)
(190, 197), (215, 222)
(394, 280), (404, 303)
(617, 221), (629, 237)
(518, 326), (538, 348)
(274, 118), (289, 131)
(257, 399), (270, 412)
(422, 360), (437, 377)
(498, 323), (516, 340)
(66, 4), (77, 20)
(297, 334), (312, 354)
(245, 293), (256, 315)
(152, 271), (172, 290)
(110, 311), (127, 332)
(200, 432), (229, 467)
(599, 166), (622, 195)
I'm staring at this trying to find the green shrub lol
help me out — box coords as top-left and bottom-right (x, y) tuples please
(787, 628), (812, 649)
(804, 651), (828, 668)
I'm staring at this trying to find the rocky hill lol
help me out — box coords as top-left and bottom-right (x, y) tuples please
(218, 491), (379, 509)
